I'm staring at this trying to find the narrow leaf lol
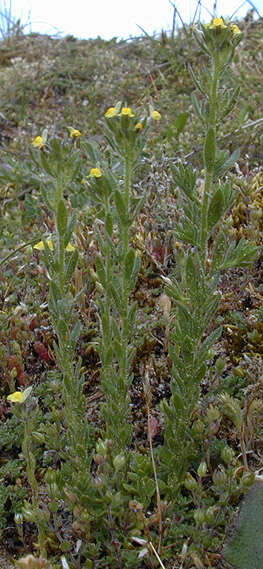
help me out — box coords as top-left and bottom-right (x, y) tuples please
(207, 188), (224, 234)
(95, 255), (107, 288)
(125, 248), (136, 280)
(57, 200), (68, 237)
(174, 112), (188, 135)
(114, 189), (128, 226)
(65, 249), (79, 284)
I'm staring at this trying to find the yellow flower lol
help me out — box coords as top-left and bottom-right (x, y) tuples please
(120, 107), (135, 117)
(89, 167), (102, 178)
(151, 110), (161, 121)
(65, 242), (75, 252)
(7, 391), (24, 403)
(69, 127), (82, 139)
(34, 240), (53, 250)
(34, 240), (54, 251)
(229, 23), (242, 36)
(206, 17), (227, 30)
(135, 122), (143, 131)
(105, 107), (117, 118)
(32, 136), (45, 149)
(33, 240), (75, 252)
(7, 387), (32, 404)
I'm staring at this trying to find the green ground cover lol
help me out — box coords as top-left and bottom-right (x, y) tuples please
(0, 11), (262, 569)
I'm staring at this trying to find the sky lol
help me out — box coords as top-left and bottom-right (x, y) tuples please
(4, 0), (262, 40)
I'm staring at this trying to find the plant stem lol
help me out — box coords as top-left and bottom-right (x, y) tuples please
(120, 153), (132, 391)
(200, 55), (219, 266)
(23, 414), (47, 558)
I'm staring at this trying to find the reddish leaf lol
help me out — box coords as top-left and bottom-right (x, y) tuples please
(33, 341), (51, 362)
(7, 355), (23, 376)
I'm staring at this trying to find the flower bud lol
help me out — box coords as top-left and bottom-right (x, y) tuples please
(22, 503), (35, 522)
(197, 461), (207, 478)
(221, 445), (235, 465)
(207, 349), (215, 359)
(204, 505), (217, 524)
(96, 438), (108, 456)
(212, 467), (227, 488)
(206, 404), (221, 424)
(184, 472), (198, 491)
(240, 471), (255, 491)
(14, 512), (23, 525)
(10, 367), (18, 379)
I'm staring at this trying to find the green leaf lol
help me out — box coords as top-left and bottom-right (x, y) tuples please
(211, 229), (227, 273)
(175, 221), (199, 246)
(64, 211), (77, 248)
(221, 238), (259, 270)
(129, 254), (141, 290)
(191, 93), (205, 124)
(172, 162), (197, 197)
(207, 188), (224, 233)
(50, 138), (63, 163)
(57, 200), (68, 237)
(96, 255), (107, 287)
(83, 140), (101, 163)
(50, 280), (62, 305)
(40, 152), (54, 177)
(174, 112), (188, 135)
(105, 346), (113, 365)
(169, 345), (185, 376)
(130, 194), (145, 221)
(204, 126), (216, 171)
(185, 252), (202, 299)
(124, 248), (136, 280)
(219, 85), (240, 121)
(65, 249), (79, 284)
(69, 321), (81, 349)
(177, 305), (194, 338)
(105, 212), (113, 237)
(202, 294), (222, 329)
(221, 181), (238, 210)
(214, 148), (240, 179)
(198, 326), (223, 362)
(109, 283), (123, 314)
(113, 339), (122, 359)
(128, 301), (137, 331)
(188, 66), (206, 95)
(193, 362), (207, 384)
(40, 185), (54, 211)
(114, 189), (128, 226)
(57, 319), (69, 342)
(112, 318), (121, 343)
